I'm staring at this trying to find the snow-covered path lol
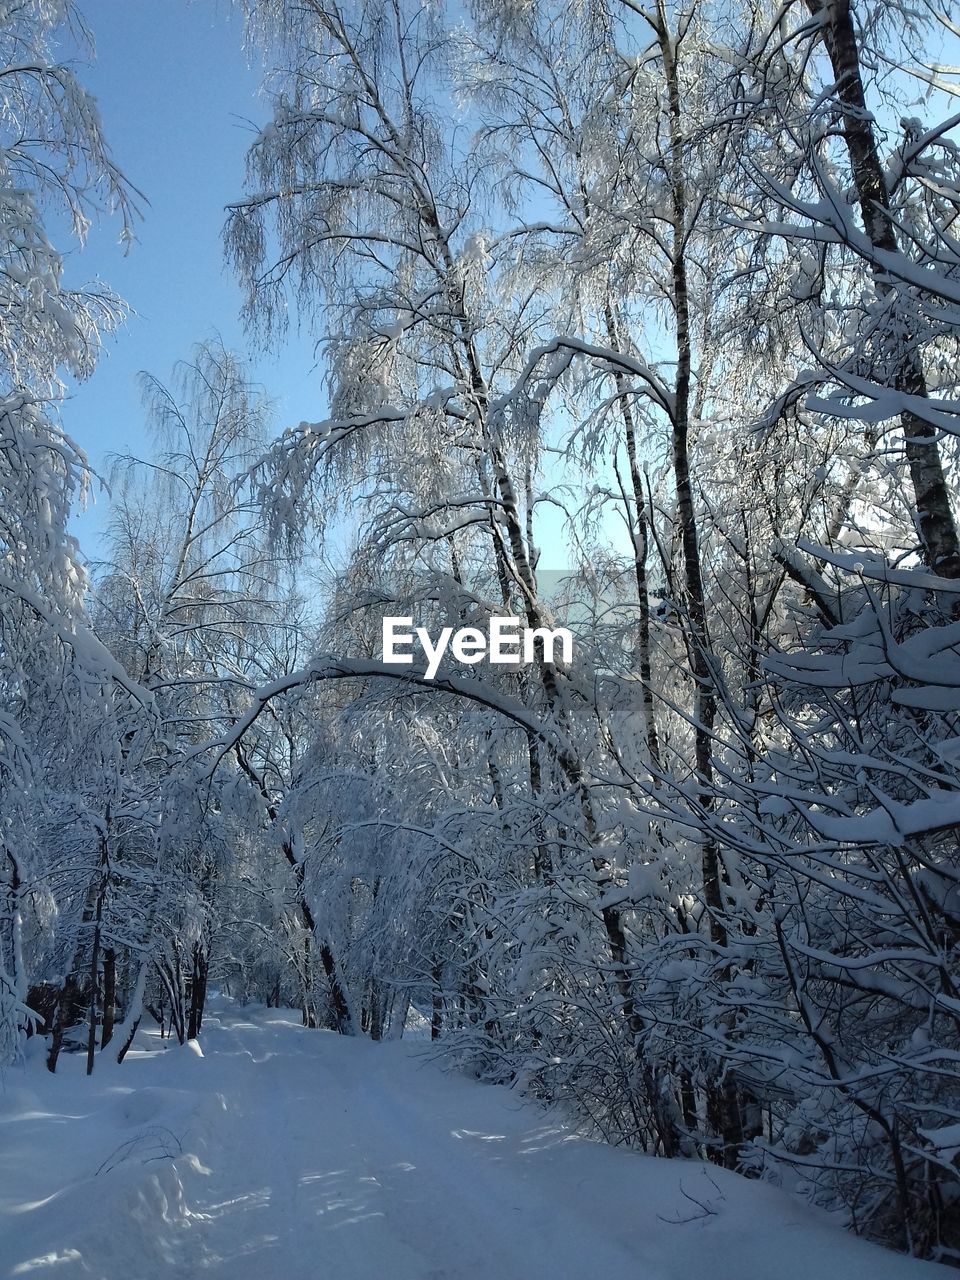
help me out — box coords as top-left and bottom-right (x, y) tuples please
(0, 1002), (948, 1279)
(191, 1011), (650, 1280)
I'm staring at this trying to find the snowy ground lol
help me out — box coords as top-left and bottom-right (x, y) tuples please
(0, 1000), (948, 1279)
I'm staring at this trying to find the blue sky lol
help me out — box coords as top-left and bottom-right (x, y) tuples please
(56, 4), (960, 580)
(55, 1), (635, 575)
(62, 1), (322, 560)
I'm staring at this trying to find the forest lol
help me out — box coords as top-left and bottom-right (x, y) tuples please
(4, 0), (960, 1268)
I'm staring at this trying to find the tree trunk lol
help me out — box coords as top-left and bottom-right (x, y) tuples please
(84, 836), (110, 1076)
(301, 932), (318, 1028)
(232, 748), (357, 1035)
(47, 873), (101, 1073)
(187, 942), (208, 1040)
(656, 4), (743, 1165)
(387, 990), (410, 1040)
(317, 938), (354, 1034)
(431, 959), (444, 1040)
(604, 298), (662, 775)
(84, 917), (102, 1077)
(115, 958), (149, 1064)
(46, 971), (85, 1074)
(100, 948), (117, 1049)
(370, 984), (383, 1042)
(805, 0), (960, 577)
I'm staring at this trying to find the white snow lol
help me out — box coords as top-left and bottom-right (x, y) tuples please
(0, 999), (947, 1279)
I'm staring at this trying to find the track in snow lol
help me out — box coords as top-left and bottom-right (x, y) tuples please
(0, 1001), (947, 1279)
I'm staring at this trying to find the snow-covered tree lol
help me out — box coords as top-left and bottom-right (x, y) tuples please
(0, 0), (138, 1064)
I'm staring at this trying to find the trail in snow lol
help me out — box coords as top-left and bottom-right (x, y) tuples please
(0, 1000), (948, 1279)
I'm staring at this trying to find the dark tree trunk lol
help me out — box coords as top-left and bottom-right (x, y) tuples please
(187, 943), (208, 1041)
(805, 0), (960, 578)
(156, 956), (185, 1045)
(366, 978), (383, 1041)
(47, 871), (101, 1073)
(317, 938), (353, 1034)
(655, 10), (744, 1166)
(84, 854), (107, 1076)
(232, 748), (356, 1035)
(46, 972), (86, 1074)
(604, 299), (662, 775)
(116, 1014), (142, 1064)
(431, 960), (443, 1041)
(100, 948), (117, 1049)
(85, 931), (102, 1076)
(301, 934), (318, 1028)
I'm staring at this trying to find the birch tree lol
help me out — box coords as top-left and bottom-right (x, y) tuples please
(0, 0), (138, 1063)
